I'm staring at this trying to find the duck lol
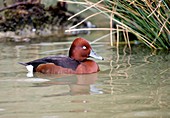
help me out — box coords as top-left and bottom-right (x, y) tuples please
(19, 37), (104, 74)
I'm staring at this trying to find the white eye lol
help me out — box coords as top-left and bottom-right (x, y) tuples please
(82, 46), (87, 49)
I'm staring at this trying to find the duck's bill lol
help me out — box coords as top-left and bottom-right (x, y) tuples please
(89, 50), (104, 60)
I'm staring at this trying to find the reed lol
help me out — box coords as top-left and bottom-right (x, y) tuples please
(64, 0), (170, 49)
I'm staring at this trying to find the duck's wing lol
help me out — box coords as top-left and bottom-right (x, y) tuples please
(22, 55), (80, 72)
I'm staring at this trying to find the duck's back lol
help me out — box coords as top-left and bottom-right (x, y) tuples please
(26, 55), (80, 72)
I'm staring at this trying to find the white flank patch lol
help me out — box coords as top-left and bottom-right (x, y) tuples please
(26, 65), (33, 77)
(26, 65), (33, 72)
(26, 72), (34, 78)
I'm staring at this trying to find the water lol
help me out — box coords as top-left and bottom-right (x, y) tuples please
(0, 0), (169, 117)
(0, 34), (169, 118)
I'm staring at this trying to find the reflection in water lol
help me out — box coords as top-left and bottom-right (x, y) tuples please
(32, 73), (102, 96)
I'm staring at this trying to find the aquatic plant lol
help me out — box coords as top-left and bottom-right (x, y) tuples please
(65, 0), (170, 49)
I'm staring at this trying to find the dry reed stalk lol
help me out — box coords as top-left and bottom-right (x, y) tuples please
(64, 0), (170, 49)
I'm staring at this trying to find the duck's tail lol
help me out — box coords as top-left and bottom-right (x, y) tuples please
(18, 62), (28, 66)
(18, 62), (33, 73)
(18, 62), (34, 77)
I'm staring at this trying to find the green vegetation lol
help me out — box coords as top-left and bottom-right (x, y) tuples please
(69, 0), (170, 49)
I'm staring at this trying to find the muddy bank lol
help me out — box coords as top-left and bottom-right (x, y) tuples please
(0, 1), (95, 42)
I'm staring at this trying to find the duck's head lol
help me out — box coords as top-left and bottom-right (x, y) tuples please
(69, 38), (104, 61)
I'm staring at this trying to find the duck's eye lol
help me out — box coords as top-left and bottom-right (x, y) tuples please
(82, 46), (87, 50)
